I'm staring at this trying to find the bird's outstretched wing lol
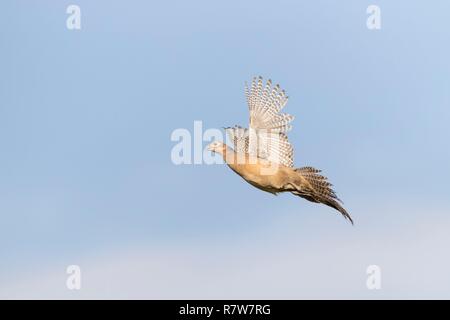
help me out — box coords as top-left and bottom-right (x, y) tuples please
(226, 76), (295, 167)
(225, 125), (249, 154)
(246, 76), (294, 167)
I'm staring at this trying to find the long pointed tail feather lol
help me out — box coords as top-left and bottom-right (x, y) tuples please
(292, 167), (354, 225)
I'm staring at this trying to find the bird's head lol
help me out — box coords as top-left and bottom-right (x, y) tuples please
(207, 141), (226, 154)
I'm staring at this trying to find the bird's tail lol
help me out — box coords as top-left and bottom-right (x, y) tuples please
(292, 166), (354, 225)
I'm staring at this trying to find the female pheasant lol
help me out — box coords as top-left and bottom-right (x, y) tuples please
(208, 76), (353, 224)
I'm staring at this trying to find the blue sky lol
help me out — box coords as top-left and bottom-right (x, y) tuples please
(1, 0), (450, 298)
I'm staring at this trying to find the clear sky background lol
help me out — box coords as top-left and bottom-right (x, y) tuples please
(1, 0), (450, 299)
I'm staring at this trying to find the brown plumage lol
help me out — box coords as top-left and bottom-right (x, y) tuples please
(208, 76), (353, 224)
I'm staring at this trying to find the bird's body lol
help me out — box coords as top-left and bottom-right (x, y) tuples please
(208, 76), (353, 224)
(229, 159), (295, 196)
(215, 145), (290, 194)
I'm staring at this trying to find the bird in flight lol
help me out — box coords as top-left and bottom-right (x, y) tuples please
(208, 76), (353, 224)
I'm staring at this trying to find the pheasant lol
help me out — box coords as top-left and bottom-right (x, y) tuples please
(208, 76), (353, 224)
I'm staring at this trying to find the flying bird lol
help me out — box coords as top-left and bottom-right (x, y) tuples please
(207, 76), (353, 224)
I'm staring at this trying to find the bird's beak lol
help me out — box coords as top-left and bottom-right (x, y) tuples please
(207, 144), (213, 152)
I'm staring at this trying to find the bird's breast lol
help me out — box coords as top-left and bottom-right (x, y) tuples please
(227, 158), (287, 193)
